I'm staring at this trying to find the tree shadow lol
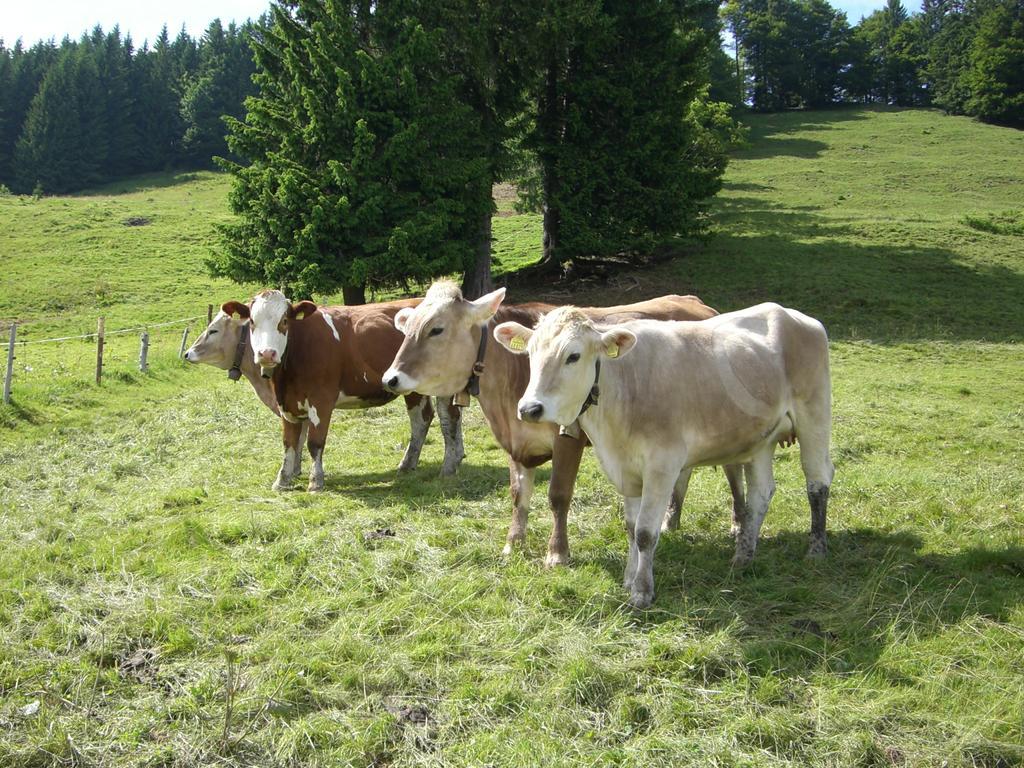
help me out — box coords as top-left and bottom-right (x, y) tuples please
(735, 109), (871, 160)
(585, 526), (1024, 677)
(75, 171), (205, 197)
(691, 203), (1024, 342)
(738, 137), (831, 160)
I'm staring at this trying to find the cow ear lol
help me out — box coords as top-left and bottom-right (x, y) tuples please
(494, 321), (532, 354)
(469, 287), (506, 322)
(221, 301), (250, 321)
(394, 306), (416, 333)
(600, 327), (637, 360)
(290, 300), (318, 321)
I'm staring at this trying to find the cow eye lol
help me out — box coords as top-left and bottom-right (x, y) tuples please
(429, 327), (444, 337)
(566, 352), (580, 364)
(208, 329), (218, 336)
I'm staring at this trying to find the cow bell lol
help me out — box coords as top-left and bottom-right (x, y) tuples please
(452, 390), (471, 408)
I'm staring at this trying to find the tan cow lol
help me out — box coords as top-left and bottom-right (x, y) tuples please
(494, 303), (833, 608)
(222, 290), (465, 491)
(381, 281), (741, 566)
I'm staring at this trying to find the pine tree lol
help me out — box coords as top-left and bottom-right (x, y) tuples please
(13, 52), (85, 193)
(213, 1), (491, 303)
(139, 26), (188, 169)
(526, 0), (727, 270)
(965, 0), (1024, 125)
(0, 41), (58, 188)
(0, 44), (12, 182)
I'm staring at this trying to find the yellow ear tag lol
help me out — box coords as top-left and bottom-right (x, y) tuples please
(510, 336), (526, 351)
(606, 344), (619, 358)
(231, 312), (240, 321)
(295, 312), (305, 321)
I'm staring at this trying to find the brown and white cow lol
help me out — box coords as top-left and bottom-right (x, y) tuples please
(185, 310), (280, 415)
(495, 303), (833, 608)
(185, 309), (308, 477)
(223, 290), (465, 491)
(381, 281), (741, 566)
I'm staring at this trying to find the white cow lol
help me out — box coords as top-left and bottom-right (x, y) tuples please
(495, 303), (833, 609)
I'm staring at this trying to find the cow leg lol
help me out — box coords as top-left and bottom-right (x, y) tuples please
(732, 448), (775, 567)
(296, 420), (308, 478)
(398, 394), (433, 473)
(661, 467), (693, 532)
(628, 470), (679, 609)
(623, 495), (641, 591)
(503, 459), (535, 556)
(795, 411), (834, 559)
(305, 404), (335, 493)
(724, 463), (745, 537)
(436, 397), (465, 477)
(272, 417), (303, 491)
(545, 433), (585, 567)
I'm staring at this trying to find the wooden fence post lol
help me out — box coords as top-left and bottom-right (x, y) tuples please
(3, 323), (15, 405)
(178, 326), (190, 359)
(207, 304), (213, 325)
(95, 317), (105, 385)
(139, 331), (149, 372)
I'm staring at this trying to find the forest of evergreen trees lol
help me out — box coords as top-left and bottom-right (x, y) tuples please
(720, 0), (1023, 123)
(0, 0), (1019, 210)
(0, 19), (261, 194)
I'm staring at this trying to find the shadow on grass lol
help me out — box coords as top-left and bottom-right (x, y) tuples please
(0, 398), (45, 429)
(735, 109), (871, 160)
(586, 526), (1024, 675)
(75, 171), (207, 196)
(321, 461), (516, 505)
(682, 202), (1024, 342)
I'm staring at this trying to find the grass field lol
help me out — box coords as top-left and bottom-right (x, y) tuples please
(1, 107), (1023, 767)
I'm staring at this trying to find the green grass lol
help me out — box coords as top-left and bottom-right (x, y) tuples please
(2, 107), (1024, 766)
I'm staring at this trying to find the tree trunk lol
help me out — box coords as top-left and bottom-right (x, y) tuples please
(342, 283), (366, 305)
(538, 58), (562, 268)
(461, 207), (493, 299)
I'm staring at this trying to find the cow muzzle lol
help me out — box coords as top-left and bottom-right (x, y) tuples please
(257, 349), (279, 377)
(518, 400), (544, 422)
(382, 368), (411, 394)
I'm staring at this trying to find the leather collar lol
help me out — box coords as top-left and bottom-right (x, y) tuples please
(228, 324), (249, 382)
(454, 324), (488, 407)
(577, 358), (601, 417)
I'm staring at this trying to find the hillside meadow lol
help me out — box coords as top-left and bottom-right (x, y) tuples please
(0, 107), (1022, 767)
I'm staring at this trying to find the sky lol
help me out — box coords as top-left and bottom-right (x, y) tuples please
(2, 0), (890, 49)
(1, 1), (272, 47)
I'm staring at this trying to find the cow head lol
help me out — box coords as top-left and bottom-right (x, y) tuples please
(382, 281), (506, 396)
(495, 306), (636, 426)
(184, 310), (247, 368)
(228, 290), (317, 377)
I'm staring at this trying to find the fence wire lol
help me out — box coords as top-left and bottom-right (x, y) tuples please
(13, 315), (205, 346)
(3, 312), (211, 403)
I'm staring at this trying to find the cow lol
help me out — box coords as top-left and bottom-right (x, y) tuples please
(381, 281), (742, 566)
(185, 309), (308, 477)
(221, 290), (465, 491)
(494, 303), (833, 608)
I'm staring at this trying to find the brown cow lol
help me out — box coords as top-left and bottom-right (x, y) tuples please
(382, 282), (742, 566)
(222, 290), (465, 491)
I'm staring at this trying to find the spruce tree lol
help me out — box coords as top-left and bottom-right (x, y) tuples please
(526, 0), (726, 271)
(213, 1), (491, 303)
(13, 53), (84, 193)
(965, 0), (1024, 125)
